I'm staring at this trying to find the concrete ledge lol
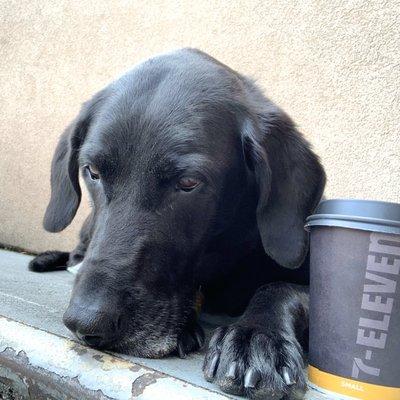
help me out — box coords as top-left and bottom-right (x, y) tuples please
(0, 317), (230, 399)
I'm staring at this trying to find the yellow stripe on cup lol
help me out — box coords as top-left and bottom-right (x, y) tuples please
(308, 365), (400, 400)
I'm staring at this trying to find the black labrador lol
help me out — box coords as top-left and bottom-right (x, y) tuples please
(29, 49), (325, 399)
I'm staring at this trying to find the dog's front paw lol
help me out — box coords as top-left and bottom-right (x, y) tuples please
(176, 314), (205, 358)
(203, 325), (306, 399)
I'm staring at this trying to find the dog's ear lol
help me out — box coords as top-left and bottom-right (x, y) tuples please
(43, 96), (101, 232)
(242, 106), (326, 268)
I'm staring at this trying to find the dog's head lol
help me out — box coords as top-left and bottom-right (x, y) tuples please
(44, 49), (325, 357)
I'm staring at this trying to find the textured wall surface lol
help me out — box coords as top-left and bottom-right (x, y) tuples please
(0, 0), (399, 253)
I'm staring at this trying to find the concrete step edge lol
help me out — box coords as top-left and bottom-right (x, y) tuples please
(0, 315), (231, 400)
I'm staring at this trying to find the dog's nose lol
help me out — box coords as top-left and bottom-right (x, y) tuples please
(76, 332), (104, 348)
(63, 304), (122, 349)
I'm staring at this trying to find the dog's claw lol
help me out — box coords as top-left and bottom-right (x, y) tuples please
(244, 367), (260, 388)
(194, 329), (204, 349)
(282, 367), (295, 386)
(206, 352), (220, 379)
(226, 361), (238, 379)
(177, 342), (186, 359)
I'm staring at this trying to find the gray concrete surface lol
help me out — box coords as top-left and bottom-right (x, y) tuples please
(0, 249), (330, 399)
(0, 250), (74, 336)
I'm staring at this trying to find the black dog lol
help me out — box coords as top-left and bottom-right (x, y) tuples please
(29, 49), (325, 399)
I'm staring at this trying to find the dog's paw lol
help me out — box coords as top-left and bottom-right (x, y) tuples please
(28, 251), (70, 272)
(203, 325), (306, 399)
(176, 314), (205, 358)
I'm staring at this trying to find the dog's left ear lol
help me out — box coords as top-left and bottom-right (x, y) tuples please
(241, 106), (326, 268)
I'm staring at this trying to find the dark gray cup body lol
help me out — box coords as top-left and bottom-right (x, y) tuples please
(306, 199), (400, 388)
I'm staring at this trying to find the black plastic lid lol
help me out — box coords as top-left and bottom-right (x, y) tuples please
(305, 199), (400, 234)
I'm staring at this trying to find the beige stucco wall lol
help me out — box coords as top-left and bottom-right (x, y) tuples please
(0, 1), (399, 253)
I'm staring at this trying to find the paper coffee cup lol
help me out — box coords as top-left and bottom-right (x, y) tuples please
(305, 199), (400, 400)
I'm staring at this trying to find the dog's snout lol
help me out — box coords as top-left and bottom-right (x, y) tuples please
(63, 302), (122, 349)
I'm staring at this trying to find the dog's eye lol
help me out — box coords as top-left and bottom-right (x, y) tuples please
(176, 177), (200, 192)
(85, 165), (100, 181)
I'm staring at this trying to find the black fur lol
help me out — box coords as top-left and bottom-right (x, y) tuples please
(28, 251), (69, 272)
(30, 49), (325, 399)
